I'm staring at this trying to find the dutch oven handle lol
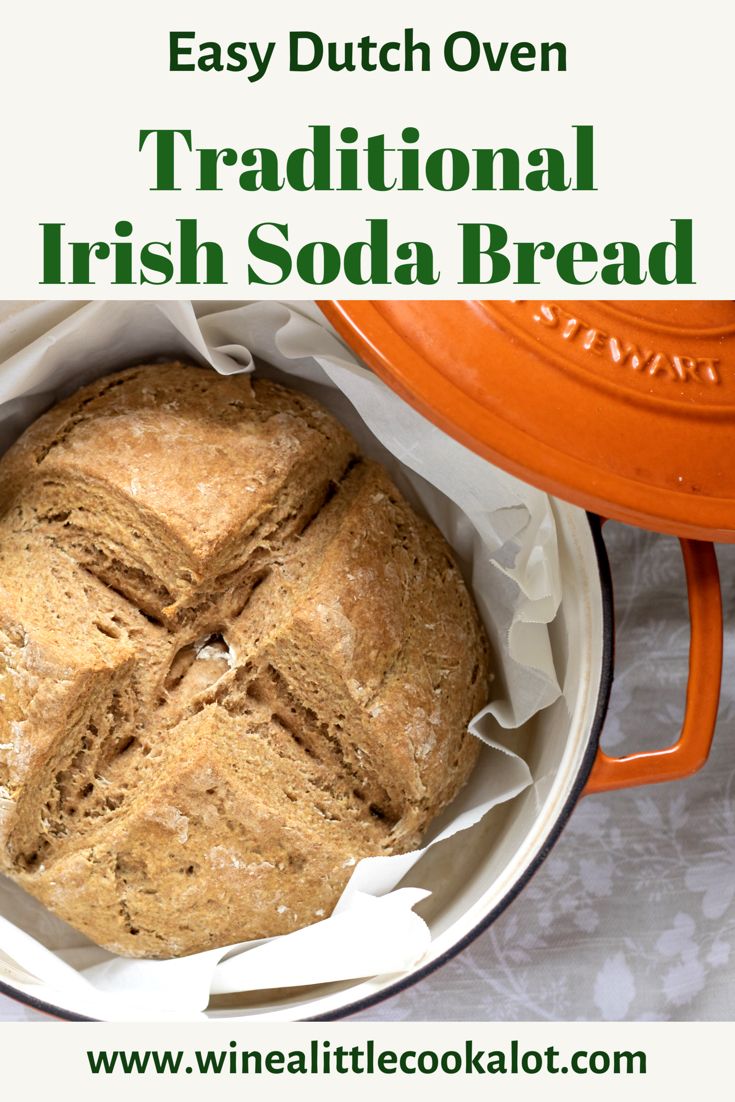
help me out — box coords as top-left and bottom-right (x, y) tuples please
(583, 534), (723, 795)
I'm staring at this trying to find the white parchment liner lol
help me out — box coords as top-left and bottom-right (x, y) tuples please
(0, 301), (563, 1020)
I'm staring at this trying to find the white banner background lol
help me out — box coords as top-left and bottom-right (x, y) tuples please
(0, 1021), (727, 1098)
(0, 0), (732, 297)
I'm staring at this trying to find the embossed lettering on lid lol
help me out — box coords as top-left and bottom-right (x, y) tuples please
(321, 300), (735, 541)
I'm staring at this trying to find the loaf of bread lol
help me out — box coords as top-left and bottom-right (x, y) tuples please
(0, 363), (491, 958)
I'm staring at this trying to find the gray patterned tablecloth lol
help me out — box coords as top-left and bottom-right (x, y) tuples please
(2, 522), (734, 1022)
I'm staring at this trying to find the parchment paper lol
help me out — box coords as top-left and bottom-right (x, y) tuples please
(0, 301), (563, 1019)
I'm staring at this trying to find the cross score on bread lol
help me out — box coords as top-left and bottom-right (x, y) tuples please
(0, 365), (489, 958)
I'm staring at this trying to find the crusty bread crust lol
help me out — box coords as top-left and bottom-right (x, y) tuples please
(0, 364), (491, 958)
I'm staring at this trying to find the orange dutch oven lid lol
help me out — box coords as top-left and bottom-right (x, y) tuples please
(320, 300), (735, 542)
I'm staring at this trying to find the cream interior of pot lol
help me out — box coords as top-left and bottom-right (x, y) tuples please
(0, 304), (607, 1021)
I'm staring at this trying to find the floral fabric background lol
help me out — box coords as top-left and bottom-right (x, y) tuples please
(2, 522), (734, 1022)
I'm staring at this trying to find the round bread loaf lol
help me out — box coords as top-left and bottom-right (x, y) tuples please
(0, 363), (491, 958)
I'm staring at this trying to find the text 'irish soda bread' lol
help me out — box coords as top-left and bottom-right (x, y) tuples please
(0, 364), (491, 958)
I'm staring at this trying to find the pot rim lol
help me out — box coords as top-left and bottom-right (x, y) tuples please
(0, 513), (615, 1024)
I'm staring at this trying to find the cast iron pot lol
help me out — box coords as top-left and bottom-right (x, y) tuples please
(0, 298), (724, 1018)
